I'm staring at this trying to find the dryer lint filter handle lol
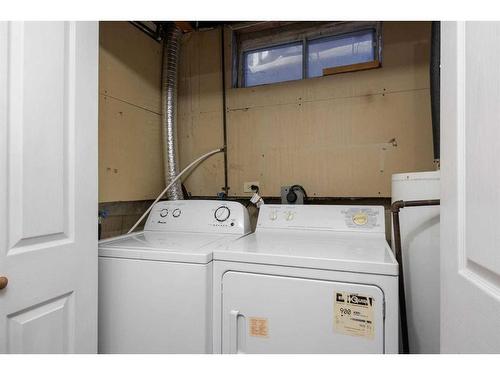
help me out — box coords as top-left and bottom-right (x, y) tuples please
(256, 204), (385, 233)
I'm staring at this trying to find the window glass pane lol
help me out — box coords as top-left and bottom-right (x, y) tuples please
(244, 43), (303, 87)
(307, 30), (375, 78)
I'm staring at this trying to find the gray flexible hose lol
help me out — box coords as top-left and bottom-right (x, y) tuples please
(127, 148), (224, 234)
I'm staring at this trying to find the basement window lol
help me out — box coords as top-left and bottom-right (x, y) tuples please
(244, 42), (303, 87)
(307, 29), (376, 78)
(235, 22), (382, 88)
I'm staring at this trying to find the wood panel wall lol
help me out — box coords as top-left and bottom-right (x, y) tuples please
(99, 21), (165, 202)
(178, 21), (435, 198)
(99, 21), (435, 202)
(177, 30), (226, 195)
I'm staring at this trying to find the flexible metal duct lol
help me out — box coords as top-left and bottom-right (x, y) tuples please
(161, 23), (183, 200)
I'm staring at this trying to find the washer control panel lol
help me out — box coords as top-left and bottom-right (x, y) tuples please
(257, 204), (384, 233)
(145, 200), (251, 234)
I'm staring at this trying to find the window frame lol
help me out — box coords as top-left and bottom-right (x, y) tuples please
(242, 40), (304, 88)
(306, 28), (378, 79)
(234, 22), (382, 88)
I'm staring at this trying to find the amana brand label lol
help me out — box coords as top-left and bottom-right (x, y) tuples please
(334, 292), (375, 339)
(249, 317), (269, 338)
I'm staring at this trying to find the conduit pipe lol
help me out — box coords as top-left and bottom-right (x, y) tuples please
(220, 26), (229, 195)
(391, 199), (440, 354)
(430, 21), (440, 162)
(161, 23), (183, 200)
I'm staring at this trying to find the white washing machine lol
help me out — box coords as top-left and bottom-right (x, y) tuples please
(212, 204), (399, 354)
(98, 200), (250, 353)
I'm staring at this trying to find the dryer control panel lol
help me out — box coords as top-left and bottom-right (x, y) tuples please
(145, 200), (251, 234)
(257, 204), (384, 233)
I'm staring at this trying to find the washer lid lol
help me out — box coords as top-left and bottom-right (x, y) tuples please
(213, 230), (398, 276)
(99, 231), (246, 263)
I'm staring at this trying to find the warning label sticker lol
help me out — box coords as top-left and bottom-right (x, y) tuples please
(334, 292), (375, 339)
(249, 317), (269, 338)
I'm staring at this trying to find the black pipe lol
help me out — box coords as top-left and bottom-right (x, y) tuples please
(220, 26), (229, 195)
(391, 199), (440, 354)
(129, 21), (162, 42)
(430, 21), (440, 161)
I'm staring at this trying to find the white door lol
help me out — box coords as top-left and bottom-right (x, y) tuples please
(222, 272), (385, 353)
(0, 22), (98, 353)
(441, 21), (500, 353)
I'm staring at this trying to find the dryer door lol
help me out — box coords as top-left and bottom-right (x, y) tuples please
(222, 271), (385, 353)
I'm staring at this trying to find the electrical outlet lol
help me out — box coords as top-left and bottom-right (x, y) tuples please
(243, 181), (260, 193)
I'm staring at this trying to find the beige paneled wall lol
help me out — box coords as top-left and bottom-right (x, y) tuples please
(178, 21), (435, 198)
(99, 21), (435, 202)
(99, 21), (164, 202)
(177, 30), (226, 196)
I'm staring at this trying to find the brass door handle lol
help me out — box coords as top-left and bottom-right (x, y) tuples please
(0, 276), (8, 290)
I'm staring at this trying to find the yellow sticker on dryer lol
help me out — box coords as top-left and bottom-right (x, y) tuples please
(352, 213), (368, 226)
(334, 292), (375, 339)
(249, 317), (269, 338)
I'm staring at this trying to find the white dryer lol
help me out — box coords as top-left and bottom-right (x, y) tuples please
(212, 204), (398, 354)
(98, 200), (250, 353)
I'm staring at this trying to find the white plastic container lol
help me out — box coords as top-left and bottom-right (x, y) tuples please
(392, 171), (440, 354)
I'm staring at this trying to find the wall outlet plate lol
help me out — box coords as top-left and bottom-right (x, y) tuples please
(243, 181), (260, 193)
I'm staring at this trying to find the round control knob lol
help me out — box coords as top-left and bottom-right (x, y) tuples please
(160, 209), (168, 218)
(214, 206), (231, 222)
(172, 208), (181, 218)
(269, 210), (278, 221)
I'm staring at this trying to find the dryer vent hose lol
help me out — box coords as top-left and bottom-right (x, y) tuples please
(127, 148), (224, 234)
